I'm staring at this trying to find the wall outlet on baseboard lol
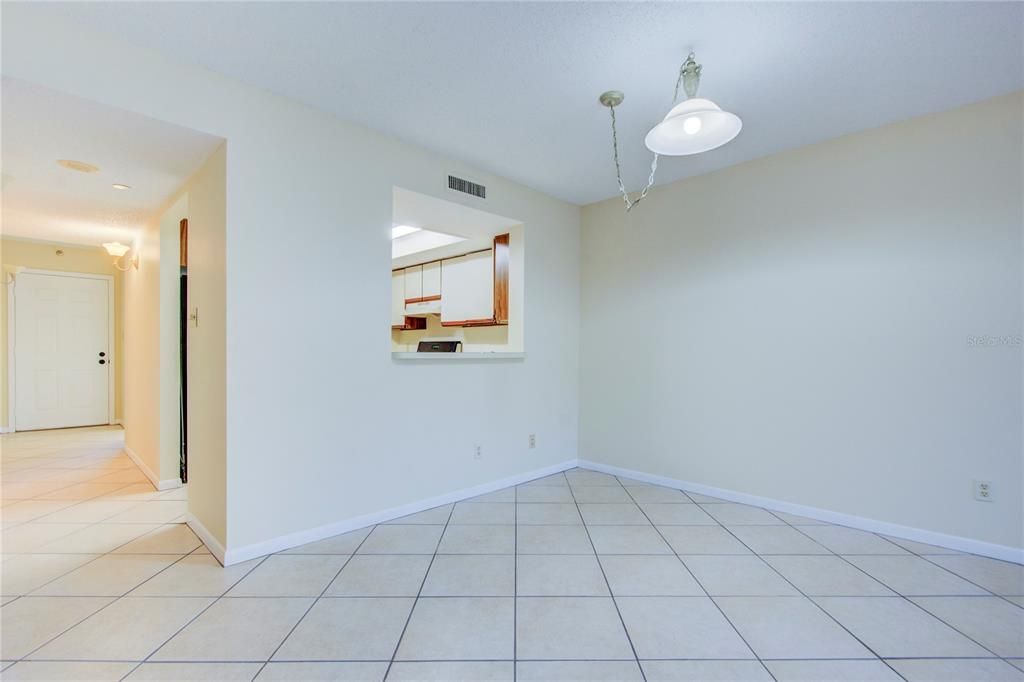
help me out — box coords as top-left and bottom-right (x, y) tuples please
(974, 480), (993, 502)
(474, 445), (482, 460)
(528, 434), (536, 449)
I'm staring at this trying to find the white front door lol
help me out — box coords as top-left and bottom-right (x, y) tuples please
(14, 272), (111, 431)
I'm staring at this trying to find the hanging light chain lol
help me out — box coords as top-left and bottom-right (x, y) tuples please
(608, 104), (658, 211)
(605, 52), (698, 212)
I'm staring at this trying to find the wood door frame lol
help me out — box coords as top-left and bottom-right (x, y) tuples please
(6, 268), (116, 432)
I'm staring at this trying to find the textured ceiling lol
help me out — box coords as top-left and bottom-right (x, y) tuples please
(15, 2), (1024, 205)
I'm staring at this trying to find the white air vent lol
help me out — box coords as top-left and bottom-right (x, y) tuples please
(448, 175), (486, 199)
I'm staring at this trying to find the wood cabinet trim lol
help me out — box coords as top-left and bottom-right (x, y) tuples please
(393, 316), (427, 331)
(404, 295), (441, 304)
(179, 218), (188, 268)
(441, 318), (501, 328)
(493, 233), (509, 325)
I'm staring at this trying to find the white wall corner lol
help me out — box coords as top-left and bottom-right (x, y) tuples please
(220, 459), (578, 566)
(577, 459), (1024, 566)
(124, 445), (181, 491)
(185, 512), (226, 566)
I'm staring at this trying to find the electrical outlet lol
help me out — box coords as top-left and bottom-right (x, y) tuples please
(474, 445), (482, 460)
(974, 480), (993, 502)
(528, 434), (536, 449)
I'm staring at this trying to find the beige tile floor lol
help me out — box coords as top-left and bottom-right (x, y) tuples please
(2, 427), (1023, 681)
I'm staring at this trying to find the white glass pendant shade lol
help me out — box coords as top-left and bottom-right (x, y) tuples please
(102, 242), (131, 257)
(644, 97), (742, 156)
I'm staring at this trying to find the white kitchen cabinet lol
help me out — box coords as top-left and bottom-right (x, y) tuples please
(404, 265), (422, 301)
(391, 270), (406, 327)
(422, 260), (441, 298)
(441, 249), (494, 324)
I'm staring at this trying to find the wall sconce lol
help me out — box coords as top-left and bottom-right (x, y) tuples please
(102, 242), (139, 271)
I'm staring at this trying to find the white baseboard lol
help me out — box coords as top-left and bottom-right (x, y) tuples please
(221, 459), (577, 566)
(124, 446), (182, 491)
(0, 426), (12, 434)
(185, 512), (226, 566)
(201, 456), (1022, 567)
(578, 459), (1024, 565)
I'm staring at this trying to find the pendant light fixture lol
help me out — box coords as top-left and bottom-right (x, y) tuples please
(600, 51), (741, 211)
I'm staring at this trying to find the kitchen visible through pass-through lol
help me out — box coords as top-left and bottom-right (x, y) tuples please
(390, 187), (524, 357)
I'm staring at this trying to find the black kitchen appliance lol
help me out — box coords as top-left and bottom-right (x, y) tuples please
(417, 340), (463, 353)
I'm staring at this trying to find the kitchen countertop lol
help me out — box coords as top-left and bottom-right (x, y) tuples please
(392, 352), (526, 361)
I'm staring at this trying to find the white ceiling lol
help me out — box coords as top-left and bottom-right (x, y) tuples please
(28, 2), (1024, 206)
(1, 78), (222, 246)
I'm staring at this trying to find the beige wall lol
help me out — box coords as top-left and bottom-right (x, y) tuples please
(581, 93), (1023, 552)
(119, 142), (224, 542)
(184, 144), (227, 546)
(122, 216), (161, 479)
(121, 192), (190, 486)
(0, 238), (124, 430)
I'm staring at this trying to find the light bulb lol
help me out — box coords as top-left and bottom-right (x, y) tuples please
(683, 116), (702, 135)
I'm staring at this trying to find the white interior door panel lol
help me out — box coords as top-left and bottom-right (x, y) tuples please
(14, 272), (110, 430)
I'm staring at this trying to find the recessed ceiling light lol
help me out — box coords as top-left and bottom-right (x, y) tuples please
(112, 184), (131, 191)
(57, 159), (100, 174)
(391, 225), (421, 240)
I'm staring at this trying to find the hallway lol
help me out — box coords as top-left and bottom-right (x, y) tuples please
(1, 426), (196, 678)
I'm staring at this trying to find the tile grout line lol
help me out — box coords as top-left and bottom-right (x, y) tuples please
(7, 596), (118, 666)
(617, 478), (778, 682)
(708, 510), (908, 681)
(513, 477), (518, 681)
(4, 438), (198, 669)
(18, 526), (200, 600)
(247, 529), (376, 682)
(5, 441), (1022, 678)
(115, 552), (275, 682)
(612, 467), (1022, 675)
(6, 486), (180, 556)
(906, 545), (1024, 610)
(381, 499), (457, 681)
(566, 471), (648, 682)
(7, 432), (238, 681)
(779, 518), (1008, 674)
(5, 476), (148, 510)
(903, 548), (1024, 669)
(8, 591), (1009, 600)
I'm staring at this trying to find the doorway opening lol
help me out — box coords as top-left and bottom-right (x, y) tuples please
(179, 218), (189, 483)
